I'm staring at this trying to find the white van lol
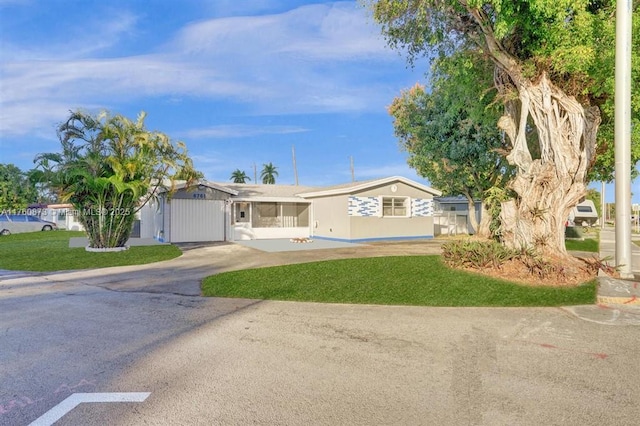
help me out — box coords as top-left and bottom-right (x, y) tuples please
(0, 214), (58, 236)
(568, 200), (599, 227)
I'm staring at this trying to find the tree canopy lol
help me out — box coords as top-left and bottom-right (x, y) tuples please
(372, 0), (639, 183)
(388, 50), (513, 235)
(35, 110), (201, 248)
(372, 0), (639, 259)
(0, 164), (38, 210)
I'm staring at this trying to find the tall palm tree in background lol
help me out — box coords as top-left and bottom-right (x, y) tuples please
(230, 169), (251, 183)
(260, 162), (278, 184)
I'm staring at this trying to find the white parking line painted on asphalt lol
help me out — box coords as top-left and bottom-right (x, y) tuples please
(29, 392), (151, 426)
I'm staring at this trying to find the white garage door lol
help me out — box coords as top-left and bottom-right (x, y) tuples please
(170, 199), (225, 242)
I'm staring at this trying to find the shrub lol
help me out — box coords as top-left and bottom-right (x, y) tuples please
(441, 239), (517, 269)
(443, 239), (599, 282)
(583, 255), (618, 276)
(565, 226), (583, 239)
(517, 249), (566, 279)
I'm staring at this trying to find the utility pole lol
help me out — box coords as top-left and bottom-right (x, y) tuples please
(350, 156), (355, 182)
(292, 145), (299, 186)
(601, 181), (606, 229)
(253, 163), (257, 183)
(614, 0), (633, 278)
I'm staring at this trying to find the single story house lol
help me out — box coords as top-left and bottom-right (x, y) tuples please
(139, 176), (442, 243)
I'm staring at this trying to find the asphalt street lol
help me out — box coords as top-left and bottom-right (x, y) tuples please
(1, 241), (639, 425)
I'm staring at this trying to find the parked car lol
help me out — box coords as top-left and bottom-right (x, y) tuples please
(0, 213), (58, 235)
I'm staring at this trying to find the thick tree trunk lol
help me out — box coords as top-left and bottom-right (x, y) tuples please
(464, 193), (480, 235)
(496, 73), (600, 258)
(464, 194), (492, 238)
(477, 202), (492, 238)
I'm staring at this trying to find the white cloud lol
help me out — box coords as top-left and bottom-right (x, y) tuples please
(71, 12), (139, 58)
(276, 3), (391, 60)
(182, 125), (309, 139)
(0, 99), (109, 138)
(0, 53), (265, 137)
(0, 10), (138, 61)
(0, 1), (415, 138)
(172, 2), (389, 60)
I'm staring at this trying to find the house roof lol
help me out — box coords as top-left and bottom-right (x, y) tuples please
(435, 196), (479, 203)
(157, 177), (441, 201)
(161, 180), (239, 196)
(221, 183), (319, 203)
(297, 176), (442, 198)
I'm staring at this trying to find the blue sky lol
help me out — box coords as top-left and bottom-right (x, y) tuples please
(0, 0), (636, 203)
(0, 0), (431, 187)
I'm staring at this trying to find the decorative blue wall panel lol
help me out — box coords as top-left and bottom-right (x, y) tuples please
(348, 196), (380, 217)
(412, 199), (434, 217)
(348, 197), (433, 217)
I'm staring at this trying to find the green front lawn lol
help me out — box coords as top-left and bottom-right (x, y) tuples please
(202, 256), (596, 307)
(0, 231), (182, 271)
(565, 238), (599, 252)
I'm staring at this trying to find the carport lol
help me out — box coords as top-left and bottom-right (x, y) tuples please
(169, 198), (226, 243)
(140, 181), (238, 243)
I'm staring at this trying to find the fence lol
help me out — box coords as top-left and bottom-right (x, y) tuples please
(433, 213), (470, 236)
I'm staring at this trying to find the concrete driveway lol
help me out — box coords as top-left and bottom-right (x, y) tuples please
(2, 239), (640, 425)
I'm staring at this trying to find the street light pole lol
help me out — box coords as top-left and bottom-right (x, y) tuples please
(614, 0), (633, 278)
(601, 181), (606, 229)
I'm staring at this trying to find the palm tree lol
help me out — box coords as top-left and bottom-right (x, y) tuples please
(35, 110), (201, 249)
(230, 169), (251, 183)
(260, 162), (278, 184)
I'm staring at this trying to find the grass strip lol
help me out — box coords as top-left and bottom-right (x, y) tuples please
(0, 231), (181, 271)
(202, 256), (596, 307)
(565, 238), (599, 252)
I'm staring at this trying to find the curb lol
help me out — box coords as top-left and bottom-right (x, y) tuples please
(596, 295), (640, 306)
(596, 276), (640, 307)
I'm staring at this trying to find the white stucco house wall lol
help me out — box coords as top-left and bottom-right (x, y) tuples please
(299, 176), (442, 242)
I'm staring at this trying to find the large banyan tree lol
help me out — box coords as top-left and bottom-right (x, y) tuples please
(372, 0), (640, 260)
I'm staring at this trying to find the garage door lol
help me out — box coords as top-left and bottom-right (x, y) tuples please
(170, 199), (225, 242)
